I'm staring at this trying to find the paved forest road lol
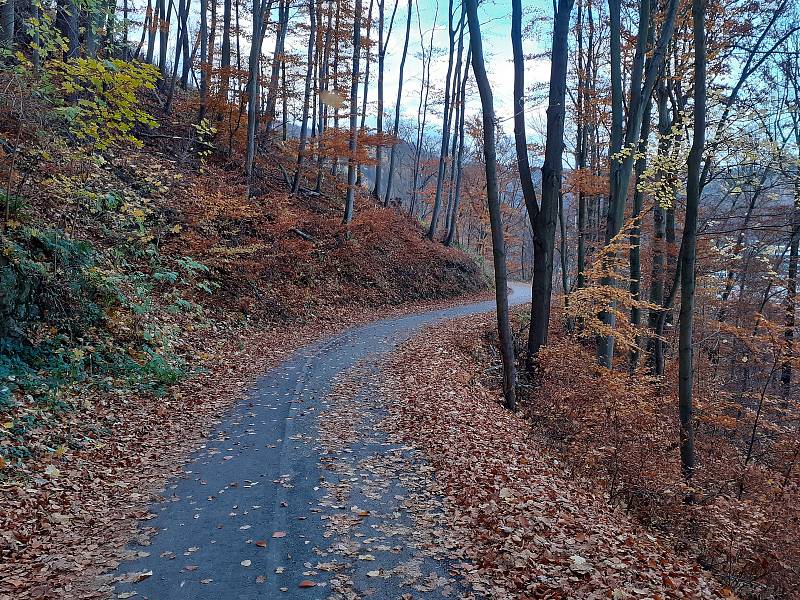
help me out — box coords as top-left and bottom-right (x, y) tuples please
(112, 283), (530, 600)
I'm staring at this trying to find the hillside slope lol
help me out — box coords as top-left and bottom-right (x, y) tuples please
(0, 72), (485, 537)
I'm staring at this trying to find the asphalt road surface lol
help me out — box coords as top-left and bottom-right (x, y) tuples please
(112, 282), (530, 600)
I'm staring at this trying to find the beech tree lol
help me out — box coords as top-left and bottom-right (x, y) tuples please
(464, 0), (516, 410)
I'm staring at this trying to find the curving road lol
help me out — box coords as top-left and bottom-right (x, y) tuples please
(112, 282), (530, 599)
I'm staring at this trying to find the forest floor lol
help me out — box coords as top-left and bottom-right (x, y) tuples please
(2, 284), (735, 600)
(0, 288), (495, 600)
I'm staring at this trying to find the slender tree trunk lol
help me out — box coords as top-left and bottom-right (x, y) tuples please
(384, 0), (413, 207)
(677, 0), (705, 481)
(443, 47), (470, 247)
(343, 0), (362, 225)
(158, 0), (172, 76)
(219, 0), (233, 104)
(646, 82), (672, 374)
(57, 0), (80, 58)
(465, 0), (516, 410)
(292, 0), (317, 193)
(427, 0), (457, 240)
(198, 0), (209, 120)
(1, 0), (14, 47)
(180, 0), (192, 87)
(165, 0), (191, 112)
(315, 1), (334, 191)
(628, 95), (653, 371)
(145, 0), (157, 63)
(264, 0), (289, 132)
(372, 0), (398, 200)
(782, 188), (799, 396)
(527, 0), (574, 363)
(356, 0), (375, 187)
(411, 2), (436, 217)
(598, 0), (679, 367)
(245, 0), (270, 179)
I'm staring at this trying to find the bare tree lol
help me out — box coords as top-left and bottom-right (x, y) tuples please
(464, 0), (516, 410)
(344, 0), (363, 225)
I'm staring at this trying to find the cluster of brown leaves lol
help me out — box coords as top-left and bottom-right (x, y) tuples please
(526, 310), (800, 599)
(382, 315), (730, 599)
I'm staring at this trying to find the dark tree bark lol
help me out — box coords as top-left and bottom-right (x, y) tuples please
(265, 0), (289, 132)
(292, 0), (317, 193)
(219, 0), (233, 103)
(180, 0), (192, 88)
(598, 0), (679, 368)
(245, 0), (272, 178)
(198, 0), (209, 120)
(57, 0), (80, 58)
(356, 0), (375, 187)
(158, 0), (172, 76)
(165, 0), (191, 113)
(384, 0), (413, 207)
(1, 0), (13, 47)
(443, 47), (470, 246)
(525, 0), (574, 364)
(677, 0), (706, 481)
(427, 0), (457, 240)
(410, 2), (436, 217)
(343, 0), (362, 225)
(465, 0), (516, 410)
(371, 0), (398, 200)
(315, 1), (334, 191)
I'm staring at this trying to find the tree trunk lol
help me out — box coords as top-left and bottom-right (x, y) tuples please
(57, 0), (80, 58)
(198, 0), (209, 120)
(384, 0), (413, 207)
(292, 0), (317, 193)
(782, 186), (800, 396)
(245, 0), (270, 178)
(343, 0), (362, 225)
(411, 2), (436, 217)
(465, 0), (516, 410)
(628, 95), (653, 371)
(677, 0), (705, 481)
(527, 0), (574, 364)
(356, 0), (375, 187)
(1, 0), (14, 47)
(315, 1), (334, 191)
(443, 47), (470, 247)
(220, 0), (233, 104)
(265, 0), (289, 132)
(598, 0), (679, 367)
(426, 0), (457, 240)
(158, 0), (172, 76)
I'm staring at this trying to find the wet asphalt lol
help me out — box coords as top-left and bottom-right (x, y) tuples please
(112, 282), (530, 600)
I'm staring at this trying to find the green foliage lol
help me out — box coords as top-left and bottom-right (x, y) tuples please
(23, 3), (68, 62)
(192, 119), (217, 170)
(49, 58), (159, 150)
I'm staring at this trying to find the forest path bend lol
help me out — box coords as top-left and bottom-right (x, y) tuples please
(112, 282), (530, 600)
